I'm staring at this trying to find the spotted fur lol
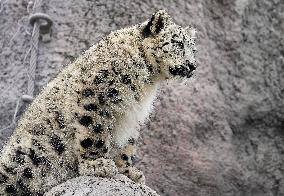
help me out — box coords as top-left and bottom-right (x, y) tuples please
(0, 10), (196, 195)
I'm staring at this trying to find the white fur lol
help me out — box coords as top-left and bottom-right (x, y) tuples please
(113, 84), (158, 147)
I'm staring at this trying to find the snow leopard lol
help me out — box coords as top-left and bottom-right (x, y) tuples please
(0, 10), (196, 195)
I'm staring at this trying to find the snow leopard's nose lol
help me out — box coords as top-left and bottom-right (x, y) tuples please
(185, 60), (196, 72)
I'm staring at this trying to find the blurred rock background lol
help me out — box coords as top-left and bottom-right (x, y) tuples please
(0, 0), (283, 195)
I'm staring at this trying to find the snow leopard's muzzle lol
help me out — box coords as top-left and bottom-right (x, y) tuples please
(169, 60), (196, 78)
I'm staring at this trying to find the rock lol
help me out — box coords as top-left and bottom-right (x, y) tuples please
(45, 175), (159, 196)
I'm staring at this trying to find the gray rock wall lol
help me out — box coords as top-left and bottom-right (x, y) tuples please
(0, 0), (283, 195)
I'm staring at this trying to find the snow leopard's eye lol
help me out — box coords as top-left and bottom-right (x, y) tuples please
(161, 42), (170, 53)
(169, 34), (185, 53)
(171, 40), (185, 56)
(171, 39), (184, 50)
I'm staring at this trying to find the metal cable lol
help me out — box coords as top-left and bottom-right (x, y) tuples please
(26, 0), (41, 99)
(27, 18), (40, 98)
(0, 0), (53, 133)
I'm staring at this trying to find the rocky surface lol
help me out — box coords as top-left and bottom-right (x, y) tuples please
(45, 175), (159, 196)
(0, 0), (283, 196)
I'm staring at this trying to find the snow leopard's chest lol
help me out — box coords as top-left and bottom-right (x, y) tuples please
(113, 84), (158, 147)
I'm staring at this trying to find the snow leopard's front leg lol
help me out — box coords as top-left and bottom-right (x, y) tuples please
(78, 157), (118, 178)
(114, 139), (145, 184)
(75, 131), (118, 178)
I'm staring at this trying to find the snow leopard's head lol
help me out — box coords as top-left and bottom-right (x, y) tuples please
(142, 10), (197, 80)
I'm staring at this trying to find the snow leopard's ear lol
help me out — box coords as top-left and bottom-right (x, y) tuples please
(143, 10), (172, 37)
